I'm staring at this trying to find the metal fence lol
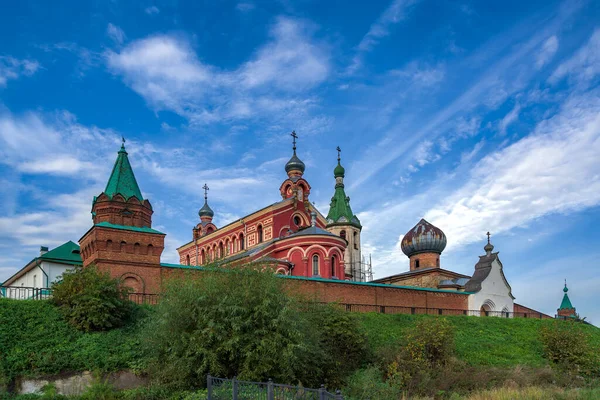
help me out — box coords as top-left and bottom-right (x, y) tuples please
(0, 286), (52, 300)
(207, 375), (343, 400)
(0, 285), (550, 319)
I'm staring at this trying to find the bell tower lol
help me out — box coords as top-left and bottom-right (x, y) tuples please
(279, 131), (312, 211)
(79, 139), (165, 294)
(325, 147), (363, 281)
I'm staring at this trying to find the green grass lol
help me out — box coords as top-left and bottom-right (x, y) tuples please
(356, 313), (600, 367)
(0, 299), (146, 384)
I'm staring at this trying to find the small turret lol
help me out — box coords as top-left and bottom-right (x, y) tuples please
(557, 280), (577, 319)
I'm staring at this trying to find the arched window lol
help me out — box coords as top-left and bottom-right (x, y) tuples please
(134, 243), (141, 254)
(257, 225), (263, 243)
(353, 231), (358, 249)
(340, 230), (346, 240)
(201, 249), (206, 264)
(225, 239), (230, 255)
(331, 255), (336, 277)
(239, 233), (245, 250)
(186, 254), (190, 266)
(293, 215), (301, 227)
(415, 259), (420, 269)
(147, 244), (154, 256)
(120, 241), (127, 252)
(218, 243), (224, 258)
(312, 254), (319, 276)
(436, 258), (440, 268)
(233, 239), (237, 253)
(206, 226), (214, 234)
(106, 240), (113, 250)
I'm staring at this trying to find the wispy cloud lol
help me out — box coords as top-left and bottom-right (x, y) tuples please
(498, 102), (520, 135)
(0, 56), (39, 87)
(145, 6), (160, 15)
(106, 23), (126, 45)
(536, 35), (559, 68)
(549, 29), (600, 86)
(426, 89), (600, 251)
(236, 2), (255, 12)
(348, 0), (419, 73)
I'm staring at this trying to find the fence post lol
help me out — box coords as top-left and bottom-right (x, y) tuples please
(207, 374), (212, 399)
(319, 384), (325, 400)
(232, 376), (238, 400)
(335, 389), (344, 400)
(267, 378), (274, 400)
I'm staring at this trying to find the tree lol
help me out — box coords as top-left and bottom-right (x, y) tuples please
(51, 265), (133, 332)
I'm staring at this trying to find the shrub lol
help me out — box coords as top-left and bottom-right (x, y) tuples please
(51, 265), (133, 332)
(403, 317), (455, 367)
(304, 303), (370, 388)
(540, 321), (598, 376)
(143, 267), (325, 390)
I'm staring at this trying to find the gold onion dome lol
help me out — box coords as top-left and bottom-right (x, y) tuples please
(401, 218), (447, 257)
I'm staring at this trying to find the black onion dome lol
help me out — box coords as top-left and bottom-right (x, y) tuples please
(198, 200), (214, 218)
(401, 218), (447, 257)
(285, 152), (306, 174)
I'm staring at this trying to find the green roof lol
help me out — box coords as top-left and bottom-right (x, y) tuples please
(559, 284), (574, 310)
(40, 241), (82, 264)
(326, 177), (361, 228)
(103, 144), (144, 201)
(95, 221), (164, 234)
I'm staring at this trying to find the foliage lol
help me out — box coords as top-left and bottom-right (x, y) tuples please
(0, 298), (145, 385)
(540, 320), (599, 376)
(343, 367), (405, 400)
(143, 268), (325, 389)
(403, 317), (454, 366)
(51, 266), (133, 332)
(304, 303), (371, 387)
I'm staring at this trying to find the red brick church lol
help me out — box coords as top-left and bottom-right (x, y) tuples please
(74, 134), (554, 317)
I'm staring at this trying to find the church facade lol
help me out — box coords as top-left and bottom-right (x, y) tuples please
(67, 134), (554, 317)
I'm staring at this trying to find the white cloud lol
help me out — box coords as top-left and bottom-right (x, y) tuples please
(549, 29), (600, 85)
(536, 35), (559, 68)
(348, 0), (419, 73)
(240, 17), (329, 91)
(145, 6), (160, 15)
(389, 62), (445, 87)
(107, 23), (126, 45)
(498, 103), (520, 135)
(0, 56), (39, 87)
(106, 17), (329, 123)
(425, 89), (600, 251)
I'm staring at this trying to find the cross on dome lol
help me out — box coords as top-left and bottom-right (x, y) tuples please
(202, 183), (209, 200)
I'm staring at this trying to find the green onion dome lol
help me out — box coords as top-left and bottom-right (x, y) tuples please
(334, 161), (345, 178)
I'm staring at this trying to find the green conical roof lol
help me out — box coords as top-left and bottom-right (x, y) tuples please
(104, 143), (144, 201)
(559, 283), (574, 310)
(326, 159), (360, 228)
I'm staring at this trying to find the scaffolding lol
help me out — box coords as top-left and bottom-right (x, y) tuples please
(347, 254), (373, 282)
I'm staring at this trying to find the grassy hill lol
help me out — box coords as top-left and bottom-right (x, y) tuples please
(357, 313), (600, 367)
(2, 298), (599, 385)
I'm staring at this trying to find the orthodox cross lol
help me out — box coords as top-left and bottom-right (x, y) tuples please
(202, 183), (209, 201)
(336, 146), (341, 162)
(122, 136), (126, 145)
(291, 130), (298, 151)
(486, 231), (491, 244)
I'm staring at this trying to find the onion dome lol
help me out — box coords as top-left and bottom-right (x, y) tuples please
(285, 130), (305, 175)
(559, 282), (574, 310)
(334, 160), (345, 178)
(285, 152), (306, 175)
(401, 218), (447, 257)
(484, 232), (494, 254)
(198, 200), (214, 218)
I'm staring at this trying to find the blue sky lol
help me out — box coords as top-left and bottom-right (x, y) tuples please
(1, 0), (599, 322)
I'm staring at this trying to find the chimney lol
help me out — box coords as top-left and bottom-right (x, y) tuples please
(40, 246), (49, 256)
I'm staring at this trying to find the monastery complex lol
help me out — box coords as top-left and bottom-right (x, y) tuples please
(2, 133), (581, 319)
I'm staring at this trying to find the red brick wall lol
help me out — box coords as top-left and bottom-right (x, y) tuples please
(514, 303), (553, 319)
(409, 252), (440, 270)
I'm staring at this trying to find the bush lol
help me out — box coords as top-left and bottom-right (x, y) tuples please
(540, 321), (598, 376)
(143, 267), (324, 389)
(51, 266), (133, 332)
(304, 303), (370, 388)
